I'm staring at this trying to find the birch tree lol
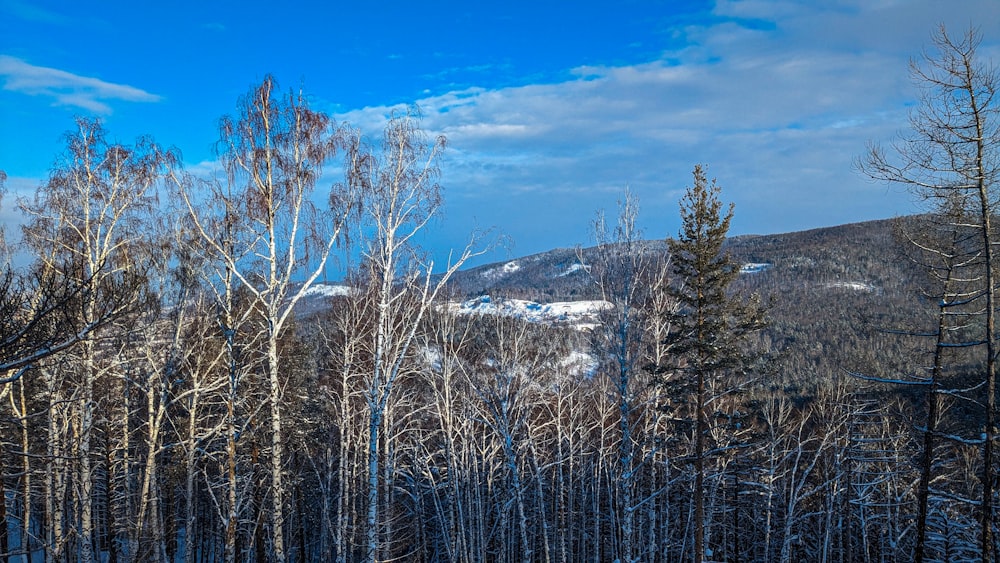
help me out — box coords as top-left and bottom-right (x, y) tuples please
(344, 111), (482, 563)
(313, 293), (370, 562)
(19, 119), (170, 563)
(174, 75), (355, 563)
(584, 190), (671, 563)
(418, 307), (480, 562)
(470, 315), (553, 563)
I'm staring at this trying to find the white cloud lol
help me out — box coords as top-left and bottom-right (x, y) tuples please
(0, 175), (40, 257)
(183, 159), (225, 181)
(0, 55), (161, 114)
(334, 0), (998, 254)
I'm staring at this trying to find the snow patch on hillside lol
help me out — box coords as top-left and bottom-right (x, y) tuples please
(824, 281), (878, 293)
(301, 284), (352, 298)
(447, 295), (611, 329)
(560, 350), (599, 378)
(558, 263), (589, 277)
(740, 262), (771, 274)
(480, 260), (522, 280)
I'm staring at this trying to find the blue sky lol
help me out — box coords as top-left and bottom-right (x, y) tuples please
(2, 0), (1000, 271)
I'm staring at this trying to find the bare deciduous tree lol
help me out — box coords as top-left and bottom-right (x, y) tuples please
(343, 111), (484, 563)
(583, 189), (671, 563)
(860, 25), (1000, 559)
(173, 75), (356, 563)
(19, 119), (171, 563)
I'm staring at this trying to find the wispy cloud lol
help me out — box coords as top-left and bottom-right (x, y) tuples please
(1, 0), (69, 25)
(336, 0), (1000, 253)
(0, 55), (161, 113)
(1, 175), (38, 199)
(183, 159), (225, 182)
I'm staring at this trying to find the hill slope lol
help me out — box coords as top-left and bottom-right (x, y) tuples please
(442, 217), (931, 395)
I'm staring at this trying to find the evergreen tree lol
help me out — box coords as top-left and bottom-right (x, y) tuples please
(658, 165), (765, 563)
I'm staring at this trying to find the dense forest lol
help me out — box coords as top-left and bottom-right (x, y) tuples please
(0, 25), (998, 563)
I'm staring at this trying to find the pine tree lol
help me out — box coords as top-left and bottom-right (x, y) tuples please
(658, 165), (765, 563)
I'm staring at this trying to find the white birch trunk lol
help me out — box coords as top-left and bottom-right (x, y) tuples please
(365, 404), (382, 563)
(78, 341), (96, 563)
(44, 366), (67, 563)
(183, 381), (199, 563)
(17, 377), (32, 561)
(267, 341), (287, 563)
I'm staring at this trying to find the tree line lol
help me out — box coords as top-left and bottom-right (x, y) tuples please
(1, 24), (998, 563)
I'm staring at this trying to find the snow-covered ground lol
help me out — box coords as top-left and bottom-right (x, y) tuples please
(740, 262), (772, 274)
(446, 295), (611, 330)
(558, 263), (589, 277)
(300, 284), (352, 298)
(480, 260), (522, 280)
(559, 350), (600, 378)
(824, 281), (878, 292)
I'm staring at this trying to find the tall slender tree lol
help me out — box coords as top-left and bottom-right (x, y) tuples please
(860, 25), (1000, 559)
(174, 75), (356, 563)
(658, 165), (765, 563)
(19, 119), (171, 563)
(343, 111), (482, 563)
(584, 189), (671, 563)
